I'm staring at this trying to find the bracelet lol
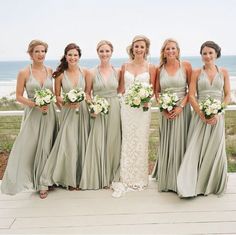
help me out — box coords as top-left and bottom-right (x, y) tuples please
(179, 104), (184, 109)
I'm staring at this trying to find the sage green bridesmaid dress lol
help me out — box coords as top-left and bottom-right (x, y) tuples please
(152, 63), (191, 192)
(1, 65), (58, 195)
(177, 67), (227, 197)
(40, 68), (90, 189)
(79, 67), (121, 190)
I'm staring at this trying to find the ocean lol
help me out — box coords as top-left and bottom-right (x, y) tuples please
(0, 56), (236, 100)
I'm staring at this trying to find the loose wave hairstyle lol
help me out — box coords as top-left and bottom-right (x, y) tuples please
(200, 41), (221, 58)
(52, 43), (82, 78)
(126, 35), (150, 60)
(159, 38), (180, 68)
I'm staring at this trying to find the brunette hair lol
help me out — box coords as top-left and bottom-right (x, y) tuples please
(52, 43), (82, 78)
(200, 41), (221, 58)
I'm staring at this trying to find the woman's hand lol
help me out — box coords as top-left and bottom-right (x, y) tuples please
(90, 113), (97, 118)
(64, 102), (80, 109)
(162, 106), (183, 120)
(205, 115), (218, 125)
(36, 105), (49, 114)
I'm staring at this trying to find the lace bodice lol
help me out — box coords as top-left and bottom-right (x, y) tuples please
(124, 71), (150, 92)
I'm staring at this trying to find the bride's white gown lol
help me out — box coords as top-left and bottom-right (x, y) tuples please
(112, 70), (151, 197)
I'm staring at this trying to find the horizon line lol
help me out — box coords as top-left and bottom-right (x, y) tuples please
(1, 54), (236, 62)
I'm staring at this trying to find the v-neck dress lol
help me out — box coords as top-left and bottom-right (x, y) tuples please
(40, 69), (90, 189)
(152, 64), (191, 192)
(177, 68), (227, 197)
(79, 67), (121, 189)
(1, 65), (58, 195)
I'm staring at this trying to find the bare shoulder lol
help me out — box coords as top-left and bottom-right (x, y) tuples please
(55, 73), (63, 82)
(121, 63), (127, 72)
(149, 63), (156, 70)
(219, 67), (229, 76)
(114, 67), (121, 73)
(182, 60), (192, 70)
(192, 68), (201, 78)
(80, 66), (89, 74)
(17, 67), (30, 80)
(45, 66), (53, 76)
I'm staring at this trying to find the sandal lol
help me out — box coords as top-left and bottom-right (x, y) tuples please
(68, 186), (76, 191)
(39, 190), (48, 199)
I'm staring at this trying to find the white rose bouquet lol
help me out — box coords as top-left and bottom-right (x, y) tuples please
(125, 82), (153, 111)
(158, 91), (179, 112)
(34, 88), (56, 115)
(88, 95), (110, 117)
(199, 96), (225, 119)
(63, 88), (85, 114)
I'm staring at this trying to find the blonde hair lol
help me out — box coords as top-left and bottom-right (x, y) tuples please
(159, 38), (180, 68)
(127, 35), (150, 60)
(96, 40), (113, 52)
(27, 39), (48, 55)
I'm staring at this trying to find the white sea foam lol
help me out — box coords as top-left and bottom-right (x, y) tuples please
(0, 78), (236, 101)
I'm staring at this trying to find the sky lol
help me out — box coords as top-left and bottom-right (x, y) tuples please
(0, 0), (236, 60)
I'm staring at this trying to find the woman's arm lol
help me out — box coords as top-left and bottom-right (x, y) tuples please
(189, 69), (206, 121)
(222, 67), (231, 105)
(85, 68), (93, 102)
(149, 64), (157, 94)
(117, 64), (125, 94)
(54, 74), (63, 108)
(16, 69), (36, 107)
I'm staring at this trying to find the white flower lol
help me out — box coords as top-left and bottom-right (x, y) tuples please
(44, 95), (52, 104)
(133, 97), (141, 106)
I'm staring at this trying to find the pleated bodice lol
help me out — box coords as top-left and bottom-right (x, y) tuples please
(62, 69), (85, 93)
(160, 65), (187, 99)
(25, 65), (53, 100)
(93, 67), (118, 98)
(197, 69), (224, 101)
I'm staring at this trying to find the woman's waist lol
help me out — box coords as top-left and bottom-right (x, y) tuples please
(198, 90), (223, 101)
(93, 90), (118, 98)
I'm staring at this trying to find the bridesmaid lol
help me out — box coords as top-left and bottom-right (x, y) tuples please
(40, 43), (90, 195)
(79, 40), (121, 190)
(152, 38), (192, 193)
(1, 40), (58, 198)
(177, 41), (231, 197)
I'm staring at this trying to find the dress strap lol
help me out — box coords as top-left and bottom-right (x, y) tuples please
(29, 64), (33, 76)
(78, 66), (84, 78)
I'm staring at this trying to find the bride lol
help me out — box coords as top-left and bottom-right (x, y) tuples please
(112, 35), (156, 197)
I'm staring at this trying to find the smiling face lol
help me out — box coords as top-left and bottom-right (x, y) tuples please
(97, 44), (112, 63)
(65, 48), (79, 66)
(163, 42), (179, 60)
(132, 40), (146, 59)
(201, 46), (217, 65)
(30, 45), (47, 63)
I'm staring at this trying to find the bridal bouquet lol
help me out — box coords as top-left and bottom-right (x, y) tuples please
(125, 82), (153, 111)
(34, 88), (56, 115)
(199, 96), (225, 119)
(63, 88), (85, 114)
(158, 91), (179, 112)
(88, 95), (110, 116)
